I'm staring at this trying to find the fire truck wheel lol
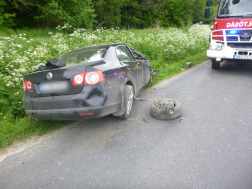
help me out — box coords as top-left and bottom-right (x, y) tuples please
(212, 60), (220, 69)
(150, 99), (181, 120)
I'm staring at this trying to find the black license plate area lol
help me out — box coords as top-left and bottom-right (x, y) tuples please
(39, 81), (69, 94)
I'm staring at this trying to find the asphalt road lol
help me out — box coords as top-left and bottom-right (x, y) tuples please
(1, 60), (252, 189)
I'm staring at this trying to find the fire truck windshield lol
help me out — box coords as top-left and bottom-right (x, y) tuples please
(218, 0), (252, 18)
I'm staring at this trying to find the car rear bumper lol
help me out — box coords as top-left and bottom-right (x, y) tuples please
(24, 88), (121, 120)
(26, 103), (121, 120)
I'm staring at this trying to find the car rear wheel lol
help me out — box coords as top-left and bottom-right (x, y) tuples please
(212, 60), (220, 69)
(118, 85), (134, 119)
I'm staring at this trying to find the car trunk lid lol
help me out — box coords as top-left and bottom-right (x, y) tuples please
(24, 66), (87, 98)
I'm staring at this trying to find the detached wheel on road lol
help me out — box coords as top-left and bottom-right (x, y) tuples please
(118, 85), (134, 119)
(150, 99), (181, 120)
(212, 60), (220, 69)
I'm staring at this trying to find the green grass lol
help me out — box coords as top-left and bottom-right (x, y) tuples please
(0, 26), (61, 38)
(147, 52), (208, 87)
(0, 116), (70, 148)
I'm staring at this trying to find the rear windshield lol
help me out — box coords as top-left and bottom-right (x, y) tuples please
(58, 47), (108, 65)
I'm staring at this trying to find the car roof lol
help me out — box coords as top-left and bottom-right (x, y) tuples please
(65, 44), (124, 54)
(84, 44), (123, 48)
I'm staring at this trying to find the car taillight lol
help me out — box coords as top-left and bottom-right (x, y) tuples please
(84, 71), (104, 85)
(73, 73), (85, 85)
(23, 80), (33, 92)
(72, 71), (104, 86)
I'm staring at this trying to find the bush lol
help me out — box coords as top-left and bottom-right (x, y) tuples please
(35, 0), (95, 29)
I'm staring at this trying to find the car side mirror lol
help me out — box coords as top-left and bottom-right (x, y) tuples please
(232, 0), (240, 5)
(205, 8), (210, 18)
(206, 0), (212, 6)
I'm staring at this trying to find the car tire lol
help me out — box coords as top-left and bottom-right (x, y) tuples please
(150, 99), (181, 120)
(118, 85), (134, 119)
(212, 60), (220, 69)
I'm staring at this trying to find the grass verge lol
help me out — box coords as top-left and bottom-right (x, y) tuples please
(0, 116), (70, 149)
(150, 51), (208, 86)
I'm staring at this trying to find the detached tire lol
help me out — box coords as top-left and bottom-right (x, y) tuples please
(118, 85), (134, 119)
(212, 60), (220, 69)
(150, 99), (181, 120)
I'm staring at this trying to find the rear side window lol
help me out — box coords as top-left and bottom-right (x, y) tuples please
(58, 47), (108, 65)
(116, 46), (134, 62)
(65, 55), (78, 64)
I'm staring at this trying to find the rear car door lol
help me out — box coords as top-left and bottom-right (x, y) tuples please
(130, 50), (151, 85)
(116, 46), (143, 94)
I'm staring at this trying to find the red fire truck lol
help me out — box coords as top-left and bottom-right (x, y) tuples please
(205, 0), (252, 69)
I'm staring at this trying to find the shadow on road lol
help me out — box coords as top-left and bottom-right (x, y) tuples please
(218, 60), (252, 75)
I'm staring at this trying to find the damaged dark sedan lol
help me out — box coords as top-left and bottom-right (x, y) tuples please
(23, 44), (153, 121)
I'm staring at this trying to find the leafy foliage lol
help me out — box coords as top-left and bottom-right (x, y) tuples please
(0, 0), (213, 29)
(97, 0), (212, 29)
(35, 0), (95, 29)
(0, 81), (25, 119)
(93, 0), (129, 28)
(0, 0), (16, 27)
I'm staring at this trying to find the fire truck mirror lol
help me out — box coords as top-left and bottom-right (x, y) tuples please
(205, 8), (210, 18)
(206, 0), (212, 7)
(232, 0), (240, 5)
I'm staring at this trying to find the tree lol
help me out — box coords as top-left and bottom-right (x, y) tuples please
(35, 0), (95, 29)
(161, 0), (195, 27)
(0, 0), (95, 28)
(191, 0), (210, 23)
(0, 0), (16, 27)
(121, 0), (197, 28)
(0, 0), (216, 29)
(92, 0), (129, 29)
(120, 0), (157, 29)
